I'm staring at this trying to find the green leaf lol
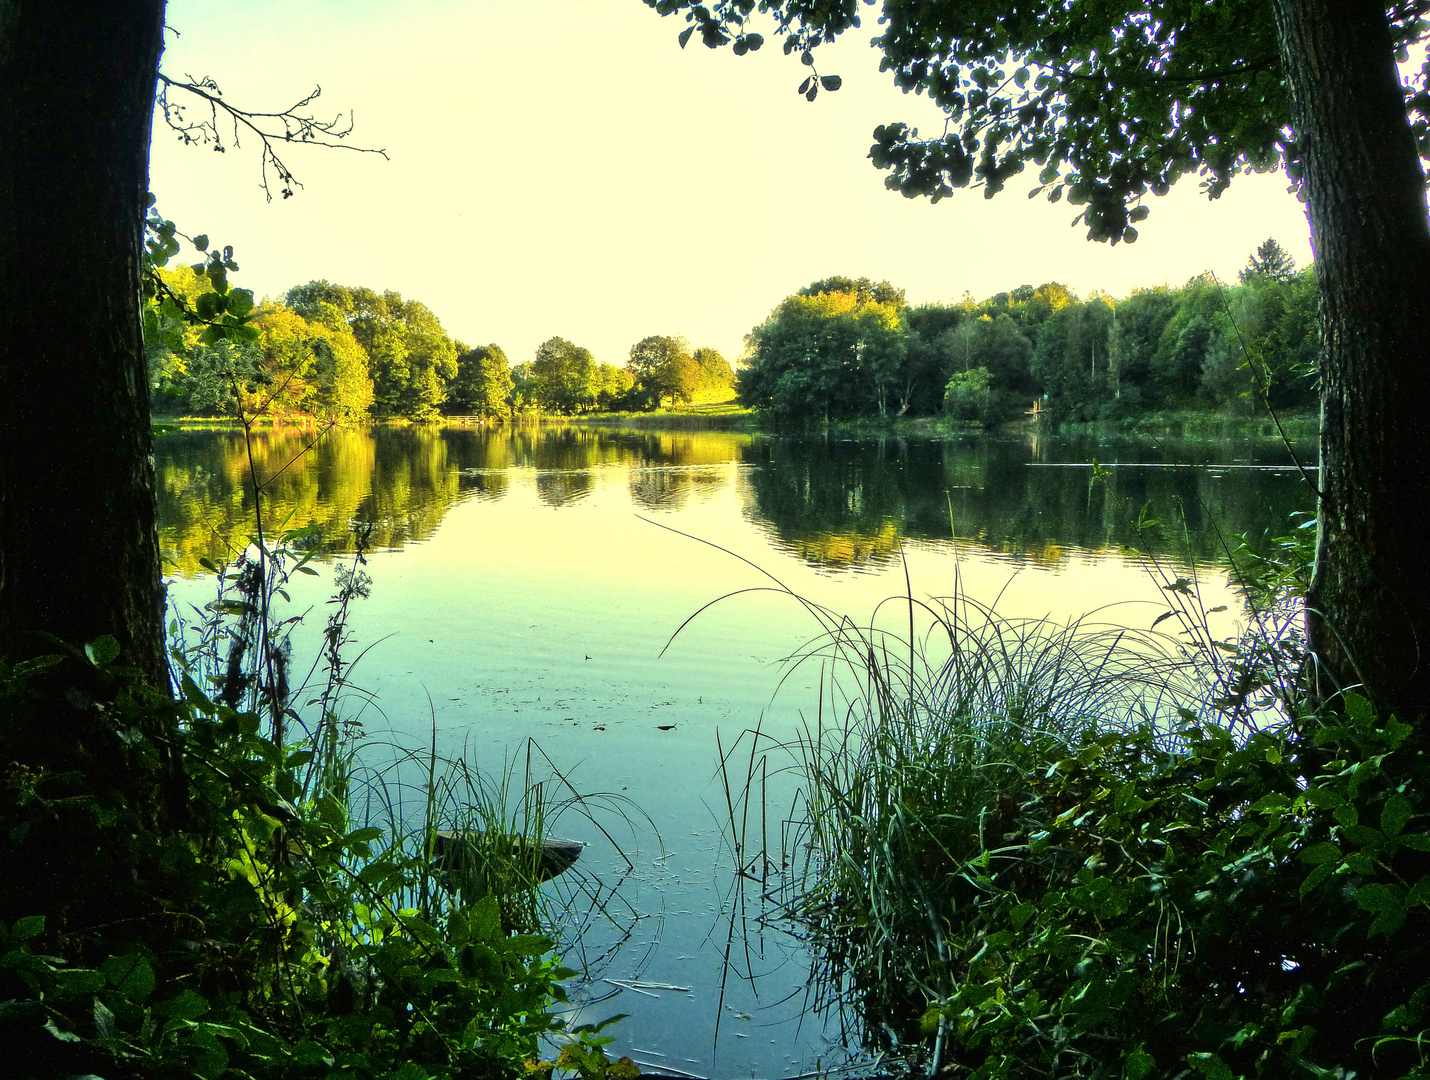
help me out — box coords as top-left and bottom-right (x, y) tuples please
(156, 987), (210, 1020)
(1370, 907), (1409, 937)
(820, 75), (843, 91)
(1187, 1052), (1236, 1080)
(1341, 823), (1383, 846)
(1126, 1046), (1155, 1080)
(1301, 787), (1344, 811)
(1010, 902), (1038, 931)
(1298, 842), (1341, 865)
(1399, 833), (1430, 851)
(1343, 692), (1375, 723)
(180, 672), (215, 710)
(84, 635), (121, 668)
(1356, 882), (1405, 912)
(226, 288), (255, 319)
(102, 954), (155, 1001)
(1382, 794), (1413, 837)
(1300, 860), (1336, 897)
(193, 234), (209, 251)
(55, 968), (106, 994)
(1409, 875), (1430, 907)
(11, 916), (45, 942)
(93, 996), (117, 1040)
(678, 25), (694, 48)
(195, 291), (224, 321)
(1344, 852), (1377, 875)
(44, 1018), (80, 1043)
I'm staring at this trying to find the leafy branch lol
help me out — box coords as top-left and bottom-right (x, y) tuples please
(142, 201), (259, 352)
(155, 72), (388, 201)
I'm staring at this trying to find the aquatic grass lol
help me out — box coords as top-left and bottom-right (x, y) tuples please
(770, 597), (1214, 1043)
(344, 729), (657, 941)
(652, 513), (1223, 1059)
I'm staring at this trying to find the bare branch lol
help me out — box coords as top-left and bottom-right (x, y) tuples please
(156, 72), (389, 201)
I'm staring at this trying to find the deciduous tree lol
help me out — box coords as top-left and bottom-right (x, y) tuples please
(628, 335), (697, 407)
(692, 346), (736, 394)
(286, 282), (458, 420)
(448, 344), (514, 419)
(532, 337), (599, 414)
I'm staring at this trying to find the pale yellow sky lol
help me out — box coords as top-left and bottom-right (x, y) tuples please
(150, 0), (1315, 369)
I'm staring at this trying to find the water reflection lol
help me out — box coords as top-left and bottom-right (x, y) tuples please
(157, 425), (1315, 578)
(740, 432), (1315, 571)
(155, 425), (753, 573)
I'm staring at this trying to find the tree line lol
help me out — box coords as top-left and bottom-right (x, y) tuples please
(148, 277), (736, 422)
(737, 242), (1317, 425)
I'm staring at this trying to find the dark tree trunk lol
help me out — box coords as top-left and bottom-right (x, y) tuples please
(0, 0), (169, 685)
(1272, 0), (1430, 716)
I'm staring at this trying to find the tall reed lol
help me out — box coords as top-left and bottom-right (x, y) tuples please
(707, 564), (1222, 1056)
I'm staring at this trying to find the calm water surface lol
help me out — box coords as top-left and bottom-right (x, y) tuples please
(157, 423), (1314, 1077)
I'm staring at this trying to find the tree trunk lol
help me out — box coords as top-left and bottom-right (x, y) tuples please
(0, 0), (169, 685)
(1272, 0), (1430, 716)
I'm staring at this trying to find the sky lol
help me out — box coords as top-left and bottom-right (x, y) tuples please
(149, 0), (1316, 369)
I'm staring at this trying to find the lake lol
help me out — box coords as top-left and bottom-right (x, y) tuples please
(156, 422), (1314, 1078)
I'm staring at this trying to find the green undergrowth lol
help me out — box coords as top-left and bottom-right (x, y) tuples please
(716, 516), (1430, 1078)
(0, 642), (588, 1079)
(902, 698), (1430, 1080)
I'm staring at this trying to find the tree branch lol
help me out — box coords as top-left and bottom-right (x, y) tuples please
(155, 72), (389, 201)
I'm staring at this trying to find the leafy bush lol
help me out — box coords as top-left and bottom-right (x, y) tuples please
(944, 366), (994, 423)
(914, 701), (1430, 1079)
(0, 637), (588, 1080)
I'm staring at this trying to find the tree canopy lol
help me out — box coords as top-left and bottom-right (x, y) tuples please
(739, 280), (907, 421)
(647, 0), (1429, 243)
(629, 334), (699, 407)
(286, 282), (459, 420)
(737, 255), (1316, 424)
(532, 336), (600, 414)
(447, 343), (514, 418)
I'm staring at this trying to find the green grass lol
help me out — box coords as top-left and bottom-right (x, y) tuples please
(570, 404), (755, 430)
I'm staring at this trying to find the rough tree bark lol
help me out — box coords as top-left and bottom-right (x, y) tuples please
(0, 0), (169, 685)
(1272, 0), (1430, 716)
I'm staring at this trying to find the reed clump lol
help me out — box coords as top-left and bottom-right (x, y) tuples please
(743, 591), (1212, 1050)
(711, 518), (1430, 1079)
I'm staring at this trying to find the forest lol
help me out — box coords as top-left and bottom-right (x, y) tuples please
(147, 241), (1313, 429)
(738, 241), (1317, 424)
(147, 276), (737, 422)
